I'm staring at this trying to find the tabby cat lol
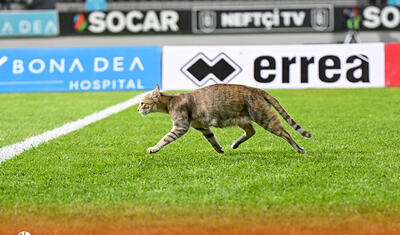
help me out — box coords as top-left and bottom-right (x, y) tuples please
(138, 84), (311, 154)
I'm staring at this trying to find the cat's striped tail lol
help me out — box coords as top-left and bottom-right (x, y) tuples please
(263, 92), (312, 138)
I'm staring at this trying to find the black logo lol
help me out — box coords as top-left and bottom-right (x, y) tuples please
(181, 53), (241, 87)
(254, 54), (369, 83)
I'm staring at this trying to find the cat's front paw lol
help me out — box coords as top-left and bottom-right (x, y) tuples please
(147, 146), (160, 154)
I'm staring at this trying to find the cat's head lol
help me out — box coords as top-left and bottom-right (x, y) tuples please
(137, 84), (161, 116)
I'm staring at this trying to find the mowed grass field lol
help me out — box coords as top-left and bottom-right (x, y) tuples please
(0, 91), (144, 148)
(0, 88), (400, 234)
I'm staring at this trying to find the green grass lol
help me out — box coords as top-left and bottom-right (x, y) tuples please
(0, 91), (143, 147)
(0, 88), (400, 222)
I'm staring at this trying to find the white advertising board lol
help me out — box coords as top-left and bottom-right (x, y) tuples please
(162, 43), (385, 90)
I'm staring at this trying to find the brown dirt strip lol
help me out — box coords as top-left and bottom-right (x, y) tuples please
(1, 216), (399, 235)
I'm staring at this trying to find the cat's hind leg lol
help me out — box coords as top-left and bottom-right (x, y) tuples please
(254, 109), (306, 154)
(194, 127), (224, 154)
(231, 123), (255, 149)
(277, 128), (306, 154)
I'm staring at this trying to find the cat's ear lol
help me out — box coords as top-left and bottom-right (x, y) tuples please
(152, 84), (160, 99)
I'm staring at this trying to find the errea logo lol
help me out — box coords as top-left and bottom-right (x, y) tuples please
(180, 53), (241, 87)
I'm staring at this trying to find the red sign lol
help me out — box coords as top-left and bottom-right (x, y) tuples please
(385, 43), (400, 87)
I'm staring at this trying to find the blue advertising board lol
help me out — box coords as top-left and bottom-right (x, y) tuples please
(0, 46), (161, 92)
(0, 10), (59, 37)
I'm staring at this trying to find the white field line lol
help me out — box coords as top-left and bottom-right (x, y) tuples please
(0, 91), (150, 164)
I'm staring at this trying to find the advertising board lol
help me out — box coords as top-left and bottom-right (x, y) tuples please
(193, 5), (334, 33)
(162, 44), (385, 90)
(0, 46), (161, 93)
(57, 6), (400, 35)
(335, 6), (400, 31)
(59, 10), (191, 35)
(0, 10), (59, 37)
